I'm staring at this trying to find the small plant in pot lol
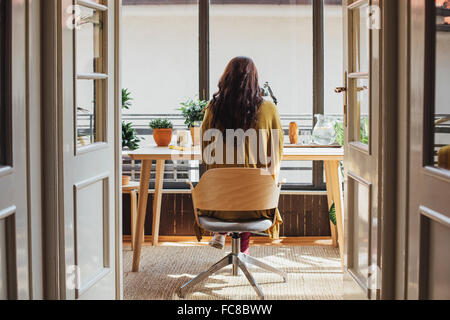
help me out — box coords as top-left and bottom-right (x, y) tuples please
(179, 97), (207, 146)
(150, 119), (174, 147)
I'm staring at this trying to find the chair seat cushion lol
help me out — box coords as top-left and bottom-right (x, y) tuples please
(198, 216), (273, 233)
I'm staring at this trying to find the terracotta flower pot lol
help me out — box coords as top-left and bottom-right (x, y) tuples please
(190, 127), (201, 146)
(122, 175), (131, 186)
(153, 128), (173, 147)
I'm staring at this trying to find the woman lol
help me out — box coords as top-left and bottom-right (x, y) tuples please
(196, 56), (284, 255)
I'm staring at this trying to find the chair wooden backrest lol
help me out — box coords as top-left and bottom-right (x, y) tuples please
(438, 145), (450, 170)
(188, 168), (281, 225)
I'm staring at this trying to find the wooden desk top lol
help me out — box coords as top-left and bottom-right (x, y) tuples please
(126, 145), (344, 162)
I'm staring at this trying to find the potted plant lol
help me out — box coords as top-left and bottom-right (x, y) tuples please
(122, 122), (142, 151)
(179, 97), (207, 146)
(121, 88), (141, 185)
(150, 119), (174, 147)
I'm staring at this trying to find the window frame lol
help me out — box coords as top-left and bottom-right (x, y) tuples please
(0, 0), (12, 169)
(74, 0), (109, 155)
(121, 0), (340, 190)
(198, 0), (331, 191)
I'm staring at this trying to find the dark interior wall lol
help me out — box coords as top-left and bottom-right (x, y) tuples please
(122, 193), (331, 237)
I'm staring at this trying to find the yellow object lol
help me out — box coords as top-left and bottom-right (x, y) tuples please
(195, 100), (285, 241)
(169, 145), (186, 151)
(438, 145), (450, 170)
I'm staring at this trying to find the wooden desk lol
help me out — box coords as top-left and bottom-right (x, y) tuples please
(128, 146), (344, 272)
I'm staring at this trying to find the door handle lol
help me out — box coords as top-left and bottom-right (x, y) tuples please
(335, 87), (347, 93)
(335, 72), (348, 128)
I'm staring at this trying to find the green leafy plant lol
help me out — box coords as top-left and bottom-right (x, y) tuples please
(121, 88), (142, 150)
(334, 118), (369, 146)
(329, 203), (337, 226)
(122, 122), (142, 151)
(149, 119), (174, 130)
(122, 88), (133, 110)
(360, 117), (369, 145)
(179, 97), (208, 128)
(334, 121), (344, 146)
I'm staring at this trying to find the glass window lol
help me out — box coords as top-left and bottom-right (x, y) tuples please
(356, 77), (369, 144)
(121, 0), (345, 189)
(75, 0), (107, 149)
(76, 79), (104, 146)
(0, 0), (4, 165)
(0, 0), (10, 166)
(350, 1), (370, 147)
(324, 0), (344, 117)
(76, 5), (104, 75)
(433, 0), (450, 170)
(353, 2), (369, 74)
(122, 1), (199, 120)
(210, 0), (314, 185)
(122, 1), (200, 184)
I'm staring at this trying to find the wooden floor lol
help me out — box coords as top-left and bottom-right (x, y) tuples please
(123, 235), (335, 247)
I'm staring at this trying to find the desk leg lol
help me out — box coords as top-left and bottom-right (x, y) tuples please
(132, 160), (152, 272)
(130, 189), (144, 252)
(152, 160), (165, 246)
(325, 160), (345, 264)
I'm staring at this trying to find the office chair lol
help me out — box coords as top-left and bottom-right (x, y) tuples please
(177, 168), (287, 300)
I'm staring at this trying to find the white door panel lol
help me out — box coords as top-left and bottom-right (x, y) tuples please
(0, 0), (30, 300)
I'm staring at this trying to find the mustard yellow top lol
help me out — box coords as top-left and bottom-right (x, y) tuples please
(194, 100), (285, 241)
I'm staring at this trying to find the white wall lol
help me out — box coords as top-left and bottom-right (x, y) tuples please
(122, 4), (343, 117)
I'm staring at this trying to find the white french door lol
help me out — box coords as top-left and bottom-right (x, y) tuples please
(57, 0), (121, 300)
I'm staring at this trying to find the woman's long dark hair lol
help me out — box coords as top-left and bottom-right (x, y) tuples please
(209, 57), (264, 136)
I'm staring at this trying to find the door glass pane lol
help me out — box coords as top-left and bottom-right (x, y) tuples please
(324, 0), (344, 119)
(0, 0), (4, 165)
(433, 0), (450, 170)
(75, 1), (107, 149)
(76, 4), (104, 74)
(356, 78), (369, 145)
(0, 0), (9, 166)
(353, 3), (369, 73)
(210, 0), (313, 185)
(77, 79), (103, 147)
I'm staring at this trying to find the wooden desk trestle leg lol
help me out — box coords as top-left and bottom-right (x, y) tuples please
(152, 160), (166, 247)
(132, 160), (152, 272)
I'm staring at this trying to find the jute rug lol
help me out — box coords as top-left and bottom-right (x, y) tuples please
(123, 244), (343, 300)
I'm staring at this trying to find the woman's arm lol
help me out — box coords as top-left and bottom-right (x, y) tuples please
(262, 102), (284, 181)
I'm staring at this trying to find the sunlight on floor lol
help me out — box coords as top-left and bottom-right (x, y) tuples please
(123, 244), (343, 300)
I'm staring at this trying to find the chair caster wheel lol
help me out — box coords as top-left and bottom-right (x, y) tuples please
(177, 289), (185, 299)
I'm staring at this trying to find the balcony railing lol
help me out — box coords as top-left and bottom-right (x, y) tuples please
(77, 113), (450, 188)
